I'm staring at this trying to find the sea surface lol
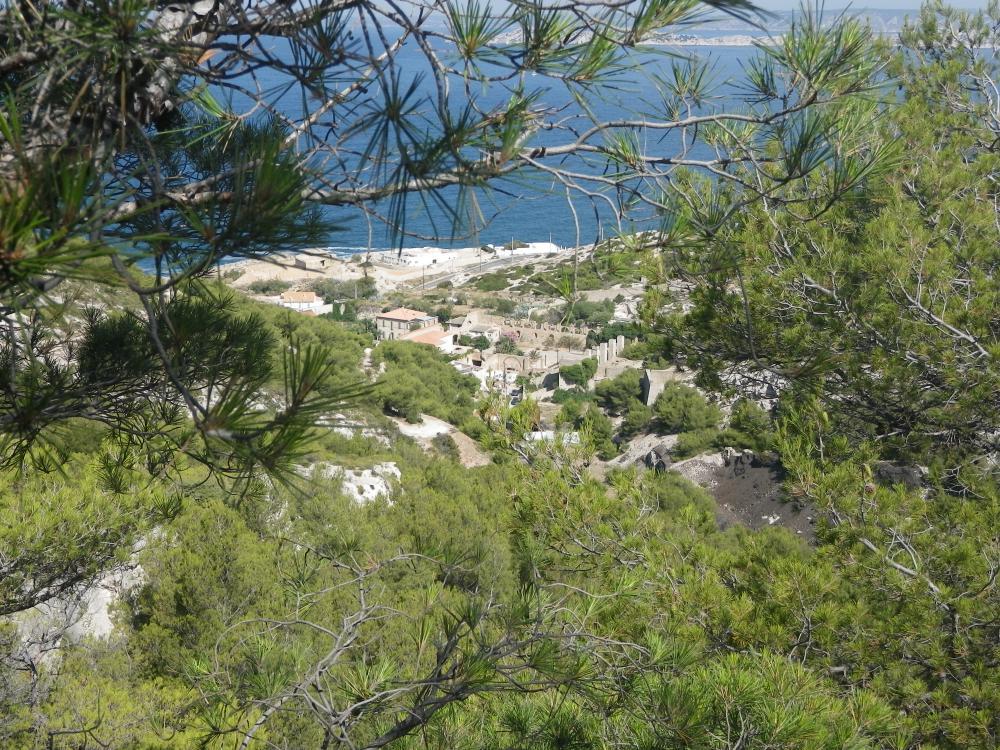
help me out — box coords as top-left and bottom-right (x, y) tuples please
(222, 35), (761, 256)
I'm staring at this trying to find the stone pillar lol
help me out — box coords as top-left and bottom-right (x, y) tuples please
(598, 342), (608, 363)
(608, 339), (617, 360)
(616, 335), (626, 352)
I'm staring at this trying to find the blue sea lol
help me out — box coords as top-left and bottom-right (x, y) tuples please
(225, 35), (760, 255)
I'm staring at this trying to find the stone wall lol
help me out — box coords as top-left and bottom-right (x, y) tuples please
(468, 312), (590, 351)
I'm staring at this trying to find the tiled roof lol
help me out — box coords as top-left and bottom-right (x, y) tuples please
(377, 307), (431, 321)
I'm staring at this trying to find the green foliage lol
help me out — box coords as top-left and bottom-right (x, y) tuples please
(247, 277), (291, 295)
(311, 276), (377, 301)
(587, 320), (642, 348)
(28, 641), (195, 748)
(321, 300), (358, 321)
(490, 297), (517, 315)
(128, 496), (287, 672)
(494, 334), (520, 354)
(621, 331), (673, 366)
(618, 399), (653, 438)
(5, 4), (997, 749)
(0, 454), (161, 616)
(550, 387), (593, 406)
(372, 340), (479, 424)
(474, 273), (508, 292)
(672, 427), (723, 458)
(431, 433), (459, 460)
(559, 357), (597, 387)
(653, 382), (721, 433)
(594, 368), (642, 415)
(578, 406), (617, 459)
(562, 299), (614, 326)
(729, 398), (775, 451)
(679, 17), (999, 467)
(458, 334), (491, 350)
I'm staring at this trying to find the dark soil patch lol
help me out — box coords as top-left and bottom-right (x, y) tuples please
(673, 455), (816, 542)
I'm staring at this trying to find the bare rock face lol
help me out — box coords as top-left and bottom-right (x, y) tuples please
(872, 461), (929, 490)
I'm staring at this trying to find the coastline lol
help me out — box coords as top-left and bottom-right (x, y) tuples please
(226, 243), (579, 294)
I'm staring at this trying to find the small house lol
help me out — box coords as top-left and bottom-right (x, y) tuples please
(280, 290), (324, 313)
(376, 307), (436, 340)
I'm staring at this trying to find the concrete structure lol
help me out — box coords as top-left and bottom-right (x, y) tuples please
(640, 368), (686, 406)
(293, 253), (332, 271)
(376, 307), (436, 340)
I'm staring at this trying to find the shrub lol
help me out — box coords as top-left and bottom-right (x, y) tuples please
(321, 301), (358, 322)
(653, 383), (720, 433)
(589, 321), (643, 348)
(619, 400), (653, 438)
(730, 398), (773, 448)
(494, 335), (520, 354)
(560, 357), (597, 387)
(594, 368), (642, 415)
(458, 334), (491, 350)
(491, 298), (516, 315)
(644, 471), (716, 518)
(431, 433), (459, 460)
(672, 428), (721, 458)
(372, 341), (480, 426)
(564, 299), (614, 326)
(551, 388), (593, 405)
(474, 273), (508, 292)
(555, 399), (583, 428)
(221, 268), (243, 281)
(247, 279), (291, 295)
(556, 335), (578, 350)
(578, 406), (617, 459)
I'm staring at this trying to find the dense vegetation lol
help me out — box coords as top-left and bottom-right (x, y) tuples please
(1, 1), (999, 749)
(371, 341), (481, 428)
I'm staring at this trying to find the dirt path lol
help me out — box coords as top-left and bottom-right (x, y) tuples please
(390, 414), (491, 468)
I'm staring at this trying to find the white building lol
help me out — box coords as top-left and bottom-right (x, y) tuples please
(279, 290), (329, 315)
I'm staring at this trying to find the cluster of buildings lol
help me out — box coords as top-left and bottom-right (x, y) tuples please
(371, 307), (684, 404)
